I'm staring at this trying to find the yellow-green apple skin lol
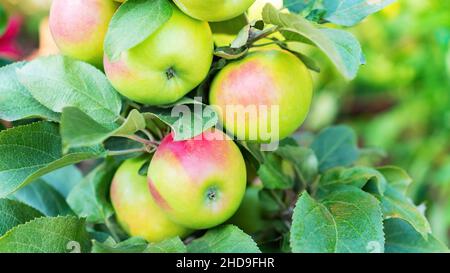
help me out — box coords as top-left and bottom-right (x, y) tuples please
(210, 14), (248, 47)
(248, 0), (283, 20)
(104, 6), (214, 105)
(110, 157), (190, 242)
(148, 129), (247, 229)
(173, 0), (256, 22)
(228, 185), (265, 234)
(49, 0), (117, 66)
(210, 49), (313, 142)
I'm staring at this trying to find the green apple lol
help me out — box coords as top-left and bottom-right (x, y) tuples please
(173, 0), (256, 22)
(247, 0), (283, 21)
(110, 157), (190, 242)
(210, 49), (313, 142)
(49, 0), (117, 66)
(209, 14), (248, 47)
(228, 185), (265, 234)
(148, 129), (247, 229)
(104, 6), (213, 105)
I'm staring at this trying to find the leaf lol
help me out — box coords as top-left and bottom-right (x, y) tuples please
(144, 98), (218, 141)
(377, 166), (412, 195)
(0, 121), (105, 198)
(104, 0), (173, 61)
(319, 166), (387, 195)
(12, 179), (73, 217)
(311, 125), (359, 172)
(0, 199), (43, 236)
(17, 55), (122, 125)
(0, 5), (7, 36)
(0, 216), (91, 253)
(0, 62), (58, 121)
(290, 187), (384, 253)
(262, 4), (363, 79)
(67, 160), (116, 223)
(145, 237), (187, 253)
(92, 236), (186, 253)
(384, 219), (448, 253)
(379, 185), (431, 238)
(275, 145), (319, 182)
(61, 107), (146, 150)
(187, 225), (261, 253)
(323, 0), (396, 27)
(41, 165), (83, 198)
(283, 0), (316, 14)
(258, 153), (294, 189)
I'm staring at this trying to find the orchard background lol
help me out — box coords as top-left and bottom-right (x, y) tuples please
(0, 0), (449, 253)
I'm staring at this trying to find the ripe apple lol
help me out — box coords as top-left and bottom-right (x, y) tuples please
(110, 157), (190, 242)
(49, 0), (117, 66)
(104, 6), (214, 105)
(173, 0), (256, 22)
(209, 49), (313, 142)
(147, 129), (247, 229)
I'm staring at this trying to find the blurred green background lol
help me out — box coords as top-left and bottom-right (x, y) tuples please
(1, 0), (449, 243)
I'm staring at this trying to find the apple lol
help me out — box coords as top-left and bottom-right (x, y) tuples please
(209, 49), (313, 142)
(209, 14), (248, 47)
(49, 0), (117, 67)
(247, 0), (283, 21)
(147, 129), (247, 229)
(110, 157), (190, 242)
(228, 185), (265, 234)
(104, 6), (214, 105)
(173, 0), (256, 22)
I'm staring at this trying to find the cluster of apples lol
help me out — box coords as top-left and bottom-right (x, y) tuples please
(48, 0), (313, 242)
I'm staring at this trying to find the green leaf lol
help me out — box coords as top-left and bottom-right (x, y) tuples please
(290, 188), (384, 253)
(17, 55), (122, 125)
(104, 0), (173, 61)
(275, 145), (318, 182)
(61, 107), (146, 150)
(0, 199), (43, 236)
(283, 0), (316, 14)
(0, 121), (105, 198)
(384, 219), (448, 253)
(320, 166), (387, 195)
(0, 4), (7, 36)
(377, 166), (412, 195)
(0, 62), (58, 121)
(144, 98), (218, 141)
(92, 236), (186, 253)
(322, 0), (396, 27)
(258, 153), (294, 189)
(262, 4), (363, 79)
(12, 179), (73, 217)
(379, 185), (431, 238)
(187, 225), (261, 253)
(67, 160), (116, 223)
(41, 165), (83, 198)
(311, 125), (359, 172)
(0, 216), (91, 253)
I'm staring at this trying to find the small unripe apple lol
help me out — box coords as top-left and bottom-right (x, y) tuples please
(148, 129), (247, 229)
(110, 157), (190, 242)
(209, 49), (313, 142)
(228, 185), (265, 234)
(104, 6), (213, 105)
(173, 0), (256, 22)
(49, 0), (117, 66)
